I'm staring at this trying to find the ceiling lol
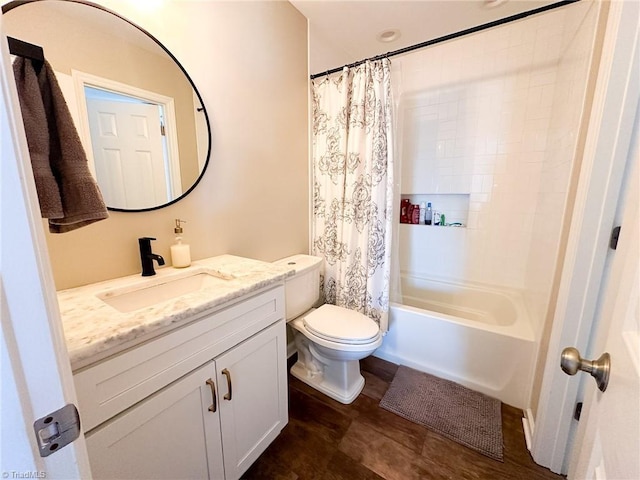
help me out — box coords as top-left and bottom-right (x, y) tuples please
(289, 0), (562, 75)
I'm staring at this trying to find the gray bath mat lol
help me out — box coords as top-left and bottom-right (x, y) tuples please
(379, 365), (503, 461)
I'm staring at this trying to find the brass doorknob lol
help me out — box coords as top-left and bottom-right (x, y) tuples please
(561, 347), (611, 392)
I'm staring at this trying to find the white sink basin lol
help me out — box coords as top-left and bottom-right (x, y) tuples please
(97, 272), (230, 313)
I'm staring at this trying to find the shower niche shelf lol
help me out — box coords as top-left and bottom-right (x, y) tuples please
(400, 193), (470, 227)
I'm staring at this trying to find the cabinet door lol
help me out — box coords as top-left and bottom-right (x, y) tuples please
(86, 361), (225, 480)
(216, 320), (288, 479)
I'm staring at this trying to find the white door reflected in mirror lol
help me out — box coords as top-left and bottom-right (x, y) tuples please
(85, 87), (180, 210)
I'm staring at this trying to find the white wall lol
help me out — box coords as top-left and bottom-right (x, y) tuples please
(524, 2), (601, 334)
(527, 0), (604, 417)
(394, 2), (598, 335)
(396, 13), (559, 285)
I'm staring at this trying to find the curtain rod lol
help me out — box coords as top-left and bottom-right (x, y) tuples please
(310, 0), (580, 80)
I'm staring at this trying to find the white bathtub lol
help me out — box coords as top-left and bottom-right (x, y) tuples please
(374, 275), (536, 408)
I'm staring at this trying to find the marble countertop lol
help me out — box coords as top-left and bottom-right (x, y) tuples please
(58, 255), (293, 371)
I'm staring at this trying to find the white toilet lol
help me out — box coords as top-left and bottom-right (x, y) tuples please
(274, 254), (382, 404)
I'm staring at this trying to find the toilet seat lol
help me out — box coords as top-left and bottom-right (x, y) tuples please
(303, 304), (380, 345)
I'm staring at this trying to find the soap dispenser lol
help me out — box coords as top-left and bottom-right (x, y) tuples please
(170, 219), (191, 268)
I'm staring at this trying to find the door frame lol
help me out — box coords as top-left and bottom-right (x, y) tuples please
(531, 0), (640, 473)
(72, 69), (182, 199)
(1, 15), (92, 478)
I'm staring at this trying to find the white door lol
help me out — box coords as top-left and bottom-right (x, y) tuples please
(566, 103), (640, 479)
(86, 98), (168, 209)
(1, 17), (91, 478)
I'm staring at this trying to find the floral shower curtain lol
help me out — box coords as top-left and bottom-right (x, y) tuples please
(311, 59), (394, 333)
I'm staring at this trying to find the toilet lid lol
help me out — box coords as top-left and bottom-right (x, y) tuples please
(303, 304), (379, 345)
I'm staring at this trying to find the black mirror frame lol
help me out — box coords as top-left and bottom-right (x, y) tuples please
(2, 0), (212, 213)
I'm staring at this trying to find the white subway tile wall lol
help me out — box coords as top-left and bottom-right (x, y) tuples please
(395, 2), (599, 335)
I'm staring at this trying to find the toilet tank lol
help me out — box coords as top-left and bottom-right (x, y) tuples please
(273, 254), (322, 320)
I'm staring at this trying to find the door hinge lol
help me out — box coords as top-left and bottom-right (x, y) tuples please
(33, 404), (81, 457)
(610, 226), (621, 250)
(160, 123), (166, 136)
(574, 401), (583, 421)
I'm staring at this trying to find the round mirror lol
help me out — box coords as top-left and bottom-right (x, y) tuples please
(3, 0), (211, 212)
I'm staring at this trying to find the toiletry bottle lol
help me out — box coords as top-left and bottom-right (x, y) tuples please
(440, 213), (446, 226)
(419, 202), (426, 224)
(400, 199), (410, 223)
(170, 219), (191, 268)
(425, 202), (433, 225)
(411, 204), (420, 224)
(433, 211), (441, 226)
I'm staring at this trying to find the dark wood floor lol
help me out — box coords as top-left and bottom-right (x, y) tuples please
(243, 356), (564, 480)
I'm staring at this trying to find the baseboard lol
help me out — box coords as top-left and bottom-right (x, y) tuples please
(522, 408), (535, 452)
(372, 349), (401, 365)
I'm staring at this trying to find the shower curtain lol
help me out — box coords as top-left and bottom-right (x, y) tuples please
(311, 59), (394, 333)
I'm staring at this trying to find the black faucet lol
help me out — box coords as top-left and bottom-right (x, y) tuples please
(138, 237), (165, 276)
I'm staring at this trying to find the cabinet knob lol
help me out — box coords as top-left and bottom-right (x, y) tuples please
(222, 369), (233, 401)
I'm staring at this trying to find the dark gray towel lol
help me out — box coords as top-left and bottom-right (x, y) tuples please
(13, 57), (108, 233)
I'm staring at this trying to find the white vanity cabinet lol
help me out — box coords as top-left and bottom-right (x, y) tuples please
(73, 286), (288, 480)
